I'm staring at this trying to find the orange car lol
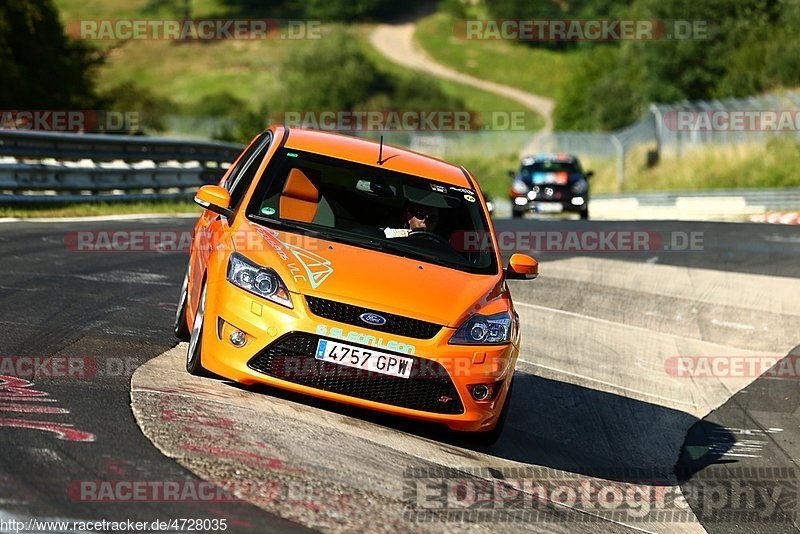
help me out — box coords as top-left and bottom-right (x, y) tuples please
(174, 126), (538, 444)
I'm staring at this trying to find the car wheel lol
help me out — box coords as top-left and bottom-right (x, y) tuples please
(186, 281), (211, 377)
(463, 379), (514, 446)
(580, 208), (589, 220)
(173, 269), (190, 341)
(512, 210), (524, 219)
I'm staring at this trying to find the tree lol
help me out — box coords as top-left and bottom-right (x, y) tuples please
(0, 0), (99, 108)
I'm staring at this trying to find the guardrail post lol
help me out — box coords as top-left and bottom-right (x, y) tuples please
(611, 135), (624, 190)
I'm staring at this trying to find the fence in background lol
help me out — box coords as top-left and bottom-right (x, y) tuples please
(389, 90), (800, 189)
(0, 129), (242, 203)
(3, 89), (800, 205)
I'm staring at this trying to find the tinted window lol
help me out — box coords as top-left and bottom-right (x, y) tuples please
(247, 149), (497, 275)
(522, 160), (579, 175)
(227, 132), (272, 209)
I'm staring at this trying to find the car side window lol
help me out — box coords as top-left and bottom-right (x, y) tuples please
(227, 132), (273, 210)
(224, 134), (263, 190)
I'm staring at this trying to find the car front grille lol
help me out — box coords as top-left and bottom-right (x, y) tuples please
(305, 295), (441, 340)
(247, 333), (464, 415)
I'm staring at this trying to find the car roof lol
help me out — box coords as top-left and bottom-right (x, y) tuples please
(522, 153), (578, 164)
(282, 128), (473, 188)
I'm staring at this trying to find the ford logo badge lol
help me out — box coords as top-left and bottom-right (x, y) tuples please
(359, 313), (387, 326)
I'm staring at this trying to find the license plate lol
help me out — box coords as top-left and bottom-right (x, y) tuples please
(314, 339), (413, 379)
(535, 202), (563, 213)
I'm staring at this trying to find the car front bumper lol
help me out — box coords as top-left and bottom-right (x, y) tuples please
(199, 281), (518, 432)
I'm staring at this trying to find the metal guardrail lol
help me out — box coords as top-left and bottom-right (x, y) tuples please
(594, 188), (800, 210)
(491, 188), (800, 219)
(0, 129), (244, 203)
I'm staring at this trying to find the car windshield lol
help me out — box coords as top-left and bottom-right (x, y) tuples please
(246, 148), (497, 275)
(522, 161), (578, 175)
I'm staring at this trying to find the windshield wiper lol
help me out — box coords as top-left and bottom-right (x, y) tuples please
(248, 213), (466, 269)
(248, 213), (388, 250)
(378, 240), (462, 269)
(247, 213), (326, 239)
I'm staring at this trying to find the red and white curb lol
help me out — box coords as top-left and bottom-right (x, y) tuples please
(750, 212), (800, 225)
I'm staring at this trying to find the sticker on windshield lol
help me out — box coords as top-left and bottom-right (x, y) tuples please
(430, 184), (447, 193)
(449, 186), (475, 195)
(464, 194), (476, 203)
(261, 206), (276, 215)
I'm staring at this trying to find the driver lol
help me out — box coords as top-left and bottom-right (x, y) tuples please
(384, 202), (439, 239)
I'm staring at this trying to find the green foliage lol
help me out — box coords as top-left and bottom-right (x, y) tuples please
(551, 0), (800, 130)
(0, 0), (99, 108)
(302, 0), (382, 21)
(277, 28), (465, 115)
(219, 0), (424, 21)
(439, 0), (470, 19)
(98, 82), (173, 133)
(278, 30), (386, 111)
(554, 46), (642, 131)
(187, 92), (269, 143)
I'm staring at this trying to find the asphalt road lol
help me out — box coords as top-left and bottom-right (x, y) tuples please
(0, 218), (304, 532)
(0, 216), (798, 533)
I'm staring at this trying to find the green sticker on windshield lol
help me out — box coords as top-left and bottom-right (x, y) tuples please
(261, 206), (276, 215)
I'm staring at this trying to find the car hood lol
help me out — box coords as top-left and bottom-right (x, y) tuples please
(237, 222), (504, 327)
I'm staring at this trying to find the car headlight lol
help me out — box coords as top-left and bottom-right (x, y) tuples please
(571, 179), (588, 194)
(450, 312), (513, 345)
(227, 253), (293, 308)
(511, 180), (529, 195)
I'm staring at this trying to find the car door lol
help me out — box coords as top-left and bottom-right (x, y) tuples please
(188, 132), (273, 316)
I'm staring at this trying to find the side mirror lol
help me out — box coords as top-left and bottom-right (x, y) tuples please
(504, 253), (538, 280)
(194, 185), (233, 218)
(585, 171), (594, 179)
(507, 170), (516, 178)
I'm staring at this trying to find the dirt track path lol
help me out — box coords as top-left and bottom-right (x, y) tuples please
(369, 21), (554, 154)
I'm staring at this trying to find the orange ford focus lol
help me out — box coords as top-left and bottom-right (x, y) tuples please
(174, 126), (538, 444)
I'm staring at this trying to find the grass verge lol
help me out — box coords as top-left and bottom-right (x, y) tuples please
(586, 138), (800, 194)
(414, 12), (587, 100)
(0, 199), (199, 218)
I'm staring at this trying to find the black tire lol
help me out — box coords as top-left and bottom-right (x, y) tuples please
(463, 379), (514, 446)
(512, 210), (524, 219)
(580, 207), (589, 220)
(173, 269), (190, 341)
(186, 282), (211, 377)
